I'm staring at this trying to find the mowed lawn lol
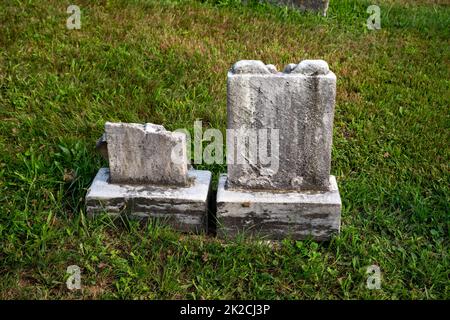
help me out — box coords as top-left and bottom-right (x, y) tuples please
(0, 0), (448, 299)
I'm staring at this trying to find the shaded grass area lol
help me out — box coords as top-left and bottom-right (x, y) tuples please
(0, 0), (449, 299)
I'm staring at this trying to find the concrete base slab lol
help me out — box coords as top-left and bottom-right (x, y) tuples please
(86, 168), (212, 233)
(216, 174), (341, 241)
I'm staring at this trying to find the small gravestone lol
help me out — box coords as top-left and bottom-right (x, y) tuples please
(217, 59), (341, 240)
(86, 122), (211, 233)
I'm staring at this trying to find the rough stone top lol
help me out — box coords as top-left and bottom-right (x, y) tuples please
(230, 59), (332, 76)
(105, 122), (175, 135)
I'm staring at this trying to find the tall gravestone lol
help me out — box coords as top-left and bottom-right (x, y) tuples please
(86, 122), (211, 233)
(266, 0), (330, 16)
(217, 59), (341, 240)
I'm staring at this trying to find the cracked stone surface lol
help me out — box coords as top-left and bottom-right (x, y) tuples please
(219, 59), (341, 240)
(227, 59), (337, 192)
(105, 122), (189, 186)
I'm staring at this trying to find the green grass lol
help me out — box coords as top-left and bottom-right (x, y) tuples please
(0, 0), (449, 299)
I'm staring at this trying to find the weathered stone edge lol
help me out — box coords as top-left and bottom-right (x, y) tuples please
(85, 168), (212, 233)
(216, 174), (342, 241)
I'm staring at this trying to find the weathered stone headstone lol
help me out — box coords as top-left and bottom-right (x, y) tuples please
(105, 122), (188, 186)
(266, 0), (330, 16)
(217, 60), (341, 240)
(86, 122), (211, 233)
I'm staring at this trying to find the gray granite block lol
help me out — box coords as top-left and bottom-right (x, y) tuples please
(86, 168), (211, 233)
(266, 0), (330, 16)
(216, 174), (341, 241)
(95, 133), (108, 161)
